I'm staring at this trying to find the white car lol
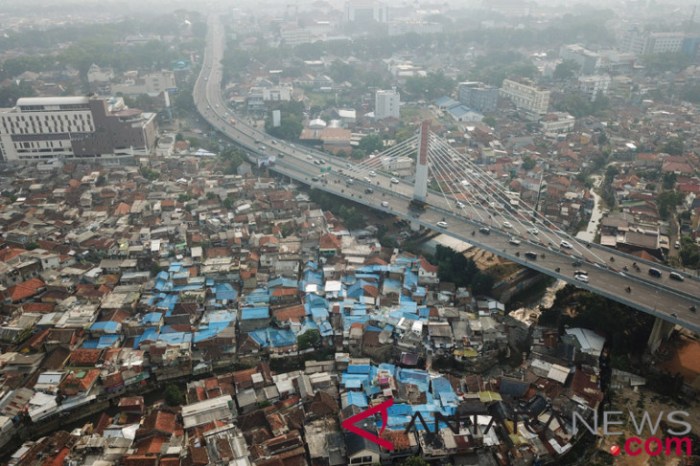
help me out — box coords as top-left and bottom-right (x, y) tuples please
(456, 201), (465, 208)
(390, 177), (400, 184)
(381, 201), (389, 207)
(436, 221), (448, 228)
(503, 221), (513, 229)
(369, 171), (377, 177)
(574, 273), (589, 283)
(509, 237), (521, 246)
(528, 228), (539, 235)
(560, 240), (573, 249)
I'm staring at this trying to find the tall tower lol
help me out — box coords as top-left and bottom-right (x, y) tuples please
(413, 121), (430, 202)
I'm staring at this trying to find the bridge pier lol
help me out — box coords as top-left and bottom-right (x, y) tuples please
(647, 317), (676, 354)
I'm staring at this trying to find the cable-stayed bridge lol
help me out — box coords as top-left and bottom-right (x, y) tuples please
(194, 17), (700, 349)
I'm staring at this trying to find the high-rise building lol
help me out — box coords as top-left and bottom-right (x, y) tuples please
(457, 82), (499, 113)
(0, 96), (157, 162)
(344, 0), (388, 23)
(500, 79), (550, 116)
(375, 89), (400, 120)
(620, 29), (686, 56)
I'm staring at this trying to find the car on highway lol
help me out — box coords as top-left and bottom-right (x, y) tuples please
(311, 177), (319, 182)
(560, 240), (573, 249)
(528, 228), (539, 235)
(436, 221), (448, 228)
(503, 221), (513, 229)
(346, 178), (354, 185)
(524, 251), (538, 260)
(381, 201), (389, 207)
(669, 271), (685, 282)
(369, 171), (377, 177)
(648, 268), (662, 278)
(456, 201), (465, 208)
(479, 227), (491, 235)
(509, 237), (521, 246)
(365, 188), (374, 194)
(574, 272), (589, 283)
(572, 259), (583, 267)
(390, 177), (400, 184)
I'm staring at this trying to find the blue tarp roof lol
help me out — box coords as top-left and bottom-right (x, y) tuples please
(133, 328), (159, 348)
(215, 283), (238, 301)
(84, 335), (121, 349)
(345, 391), (368, 408)
(241, 307), (270, 320)
(142, 312), (163, 325)
(311, 308), (329, 320)
(245, 289), (270, 305)
(89, 321), (120, 333)
(248, 328), (296, 348)
(268, 277), (298, 289)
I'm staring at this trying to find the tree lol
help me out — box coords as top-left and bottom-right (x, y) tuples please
(482, 116), (497, 128)
(522, 156), (536, 170)
(662, 172), (677, 190)
(358, 134), (383, 154)
(553, 59), (580, 80)
(402, 457), (429, 466)
(661, 138), (684, 155)
(164, 383), (184, 406)
(657, 191), (684, 220)
(297, 329), (321, 350)
(0, 81), (37, 107)
(679, 237), (700, 269)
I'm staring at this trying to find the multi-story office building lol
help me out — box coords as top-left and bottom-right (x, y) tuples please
(457, 82), (499, 113)
(375, 89), (400, 120)
(344, 0), (388, 23)
(500, 79), (550, 115)
(578, 75), (611, 101)
(0, 96), (157, 162)
(620, 29), (686, 55)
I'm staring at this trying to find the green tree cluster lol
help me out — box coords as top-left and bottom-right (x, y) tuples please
(656, 190), (683, 220)
(358, 134), (384, 154)
(297, 329), (321, 350)
(679, 237), (700, 269)
(554, 91), (609, 117)
(540, 285), (654, 354)
(164, 383), (184, 406)
(265, 101), (304, 141)
(309, 189), (367, 230)
(404, 72), (456, 100)
(435, 245), (495, 294)
(220, 147), (245, 174)
(552, 59), (580, 81)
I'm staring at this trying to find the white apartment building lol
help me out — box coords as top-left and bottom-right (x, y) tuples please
(578, 75), (611, 101)
(500, 79), (550, 115)
(0, 96), (157, 162)
(375, 89), (400, 120)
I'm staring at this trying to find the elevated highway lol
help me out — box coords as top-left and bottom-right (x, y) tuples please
(193, 17), (700, 335)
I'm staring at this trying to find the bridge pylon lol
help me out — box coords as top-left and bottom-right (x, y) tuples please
(413, 120), (430, 203)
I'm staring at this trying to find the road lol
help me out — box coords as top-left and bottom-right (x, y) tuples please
(193, 17), (700, 333)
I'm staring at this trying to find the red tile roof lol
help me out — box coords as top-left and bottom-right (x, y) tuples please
(69, 349), (103, 366)
(7, 278), (45, 302)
